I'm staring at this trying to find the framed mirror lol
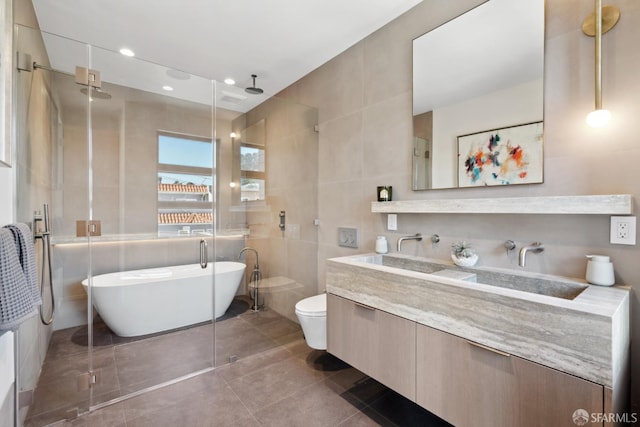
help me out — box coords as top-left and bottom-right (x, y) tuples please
(412, 0), (544, 190)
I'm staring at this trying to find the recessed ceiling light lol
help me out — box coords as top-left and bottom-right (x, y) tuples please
(162, 85), (174, 91)
(119, 48), (135, 57)
(224, 78), (236, 85)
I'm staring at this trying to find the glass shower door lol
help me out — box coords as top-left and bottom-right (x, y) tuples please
(83, 44), (217, 410)
(16, 25), (221, 424)
(14, 25), (96, 425)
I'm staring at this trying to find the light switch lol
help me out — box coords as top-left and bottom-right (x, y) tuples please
(387, 214), (398, 231)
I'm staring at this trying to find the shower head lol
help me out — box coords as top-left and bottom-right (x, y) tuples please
(245, 74), (264, 95)
(80, 86), (112, 100)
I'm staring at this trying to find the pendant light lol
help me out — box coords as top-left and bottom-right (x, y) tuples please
(582, 0), (620, 128)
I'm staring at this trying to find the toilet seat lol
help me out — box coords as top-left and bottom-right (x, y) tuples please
(295, 293), (326, 317)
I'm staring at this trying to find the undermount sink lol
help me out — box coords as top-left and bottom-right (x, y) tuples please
(353, 253), (587, 300)
(380, 254), (588, 300)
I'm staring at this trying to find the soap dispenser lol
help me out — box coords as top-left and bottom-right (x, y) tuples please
(375, 236), (389, 254)
(585, 255), (615, 286)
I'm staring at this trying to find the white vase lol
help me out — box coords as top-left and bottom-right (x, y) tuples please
(451, 253), (478, 267)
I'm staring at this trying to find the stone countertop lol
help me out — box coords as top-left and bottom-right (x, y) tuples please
(326, 253), (630, 389)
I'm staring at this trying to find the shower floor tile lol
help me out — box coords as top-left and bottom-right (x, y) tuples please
(26, 297), (452, 426)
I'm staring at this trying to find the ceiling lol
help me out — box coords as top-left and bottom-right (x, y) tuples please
(31, 0), (423, 112)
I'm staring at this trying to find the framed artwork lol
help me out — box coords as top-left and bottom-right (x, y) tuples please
(457, 121), (543, 188)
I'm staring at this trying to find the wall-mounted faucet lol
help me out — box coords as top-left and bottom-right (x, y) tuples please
(518, 242), (544, 267)
(397, 233), (422, 252)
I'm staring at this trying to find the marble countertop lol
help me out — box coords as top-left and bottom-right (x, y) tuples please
(326, 253), (630, 388)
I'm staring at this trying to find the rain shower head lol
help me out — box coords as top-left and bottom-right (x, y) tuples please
(80, 86), (112, 100)
(245, 74), (264, 95)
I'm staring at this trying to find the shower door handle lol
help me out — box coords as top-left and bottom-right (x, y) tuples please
(200, 239), (208, 269)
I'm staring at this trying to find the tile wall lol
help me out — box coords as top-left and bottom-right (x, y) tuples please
(276, 0), (640, 411)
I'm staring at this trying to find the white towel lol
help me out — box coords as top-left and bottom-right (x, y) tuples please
(0, 228), (37, 332)
(4, 223), (41, 306)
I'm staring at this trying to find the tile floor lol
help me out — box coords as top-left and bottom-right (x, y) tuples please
(25, 298), (451, 427)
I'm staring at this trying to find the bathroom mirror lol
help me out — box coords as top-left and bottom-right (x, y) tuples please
(412, 0), (544, 190)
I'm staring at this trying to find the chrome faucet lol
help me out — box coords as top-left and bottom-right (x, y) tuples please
(397, 233), (422, 252)
(518, 242), (544, 267)
(238, 247), (262, 311)
(238, 247), (259, 269)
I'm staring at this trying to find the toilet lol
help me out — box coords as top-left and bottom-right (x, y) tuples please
(295, 293), (327, 350)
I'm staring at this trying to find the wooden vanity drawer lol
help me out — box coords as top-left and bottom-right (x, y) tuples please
(327, 293), (416, 399)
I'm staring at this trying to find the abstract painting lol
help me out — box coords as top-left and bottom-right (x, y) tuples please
(457, 121), (543, 187)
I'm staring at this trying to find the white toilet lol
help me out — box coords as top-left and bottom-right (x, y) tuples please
(295, 293), (327, 350)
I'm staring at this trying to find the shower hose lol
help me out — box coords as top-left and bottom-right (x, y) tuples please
(39, 231), (55, 325)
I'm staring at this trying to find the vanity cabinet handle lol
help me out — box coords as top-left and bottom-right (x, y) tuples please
(467, 340), (511, 357)
(354, 301), (376, 311)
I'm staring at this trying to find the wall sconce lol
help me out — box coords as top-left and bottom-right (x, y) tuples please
(582, 0), (620, 128)
(230, 132), (237, 139)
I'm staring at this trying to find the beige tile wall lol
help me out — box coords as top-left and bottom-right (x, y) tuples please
(235, 97), (319, 321)
(12, 18), (57, 424)
(277, 0), (640, 410)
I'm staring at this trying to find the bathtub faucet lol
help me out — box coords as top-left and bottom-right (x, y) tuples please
(238, 247), (259, 270)
(238, 247), (262, 312)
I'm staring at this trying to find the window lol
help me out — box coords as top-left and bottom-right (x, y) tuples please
(157, 132), (215, 236)
(238, 119), (266, 202)
(240, 144), (265, 201)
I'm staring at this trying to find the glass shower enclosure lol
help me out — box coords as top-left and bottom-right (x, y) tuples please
(14, 21), (319, 425)
(14, 25), (225, 424)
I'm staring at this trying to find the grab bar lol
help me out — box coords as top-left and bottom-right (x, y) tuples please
(200, 239), (208, 269)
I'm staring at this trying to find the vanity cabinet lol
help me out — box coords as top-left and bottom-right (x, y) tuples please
(327, 294), (416, 399)
(416, 324), (604, 427)
(327, 292), (606, 427)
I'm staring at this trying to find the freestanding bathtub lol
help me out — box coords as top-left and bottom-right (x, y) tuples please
(81, 262), (245, 337)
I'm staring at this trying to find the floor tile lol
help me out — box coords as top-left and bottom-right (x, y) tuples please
(63, 402), (127, 427)
(25, 297), (453, 427)
(125, 372), (258, 427)
(115, 328), (214, 393)
(226, 356), (326, 413)
(27, 362), (120, 419)
(44, 323), (113, 363)
(254, 378), (364, 427)
(217, 346), (294, 382)
(337, 409), (396, 427)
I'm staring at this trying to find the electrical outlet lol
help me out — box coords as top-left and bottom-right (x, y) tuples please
(610, 216), (636, 245)
(338, 227), (359, 248)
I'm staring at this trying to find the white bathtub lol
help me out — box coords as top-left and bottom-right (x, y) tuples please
(81, 262), (245, 337)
